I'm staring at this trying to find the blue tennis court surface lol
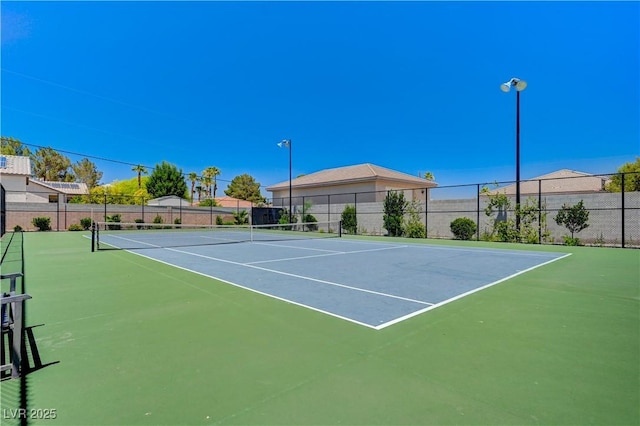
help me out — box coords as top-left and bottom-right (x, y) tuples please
(98, 235), (570, 329)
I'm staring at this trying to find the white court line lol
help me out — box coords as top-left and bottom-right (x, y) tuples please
(251, 241), (342, 253)
(165, 247), (433, 306)
(372, 252), (573, 330)
(100, 233), (571, 330)
(115, 248), (381, 330)
(246, 245), (408, 265)
(328, 237), (565, 257)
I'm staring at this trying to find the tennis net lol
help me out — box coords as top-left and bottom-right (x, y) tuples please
(91, 220), (342, 251)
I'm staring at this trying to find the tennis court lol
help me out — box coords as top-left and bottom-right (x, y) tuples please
(94, 222), (569, 329)
(3, 231), (638, 425)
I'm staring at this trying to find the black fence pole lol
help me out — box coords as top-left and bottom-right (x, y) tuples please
(103, 194), (107, 222)
(538, 180), (542, 244)
(425, 189), (429, 239)
(142, 198), (145, 222)
(354, 193), (357, 235)
(327, 195), (331, 225)
(621, 173), (625, 248)
(476, 184), (480, 241)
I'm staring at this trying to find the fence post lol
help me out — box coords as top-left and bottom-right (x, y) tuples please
(425, 188), (429, 239)
(538, 180), (542, 244)
(476, 184), (480, 241)
(621, 173), (625, 248)
(142, 198), (145, 223)
(354, 193), (357, 235)
(327, 195), (331, 225)
(104, 194), (107, 222)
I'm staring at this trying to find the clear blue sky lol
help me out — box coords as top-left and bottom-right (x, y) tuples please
(2, 1), (638, 196)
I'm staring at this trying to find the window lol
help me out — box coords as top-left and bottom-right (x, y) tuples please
(48, 194), (58, 203)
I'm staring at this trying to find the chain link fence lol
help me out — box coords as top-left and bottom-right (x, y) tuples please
(2, 172), (638, 248)
(272, 172), (639, 248)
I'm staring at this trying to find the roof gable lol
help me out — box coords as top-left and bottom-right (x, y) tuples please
(266, 163), (434, 191)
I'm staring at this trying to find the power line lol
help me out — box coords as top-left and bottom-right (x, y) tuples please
(6, 140), (231, 183)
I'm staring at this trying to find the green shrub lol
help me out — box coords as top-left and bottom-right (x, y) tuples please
(405, 221), (426, 238)
(153, 215), (164, 224)
(174, 218), (182, 225)
(302, 214), (318, 231)
(13, 225), (23, 232)
(494, 219), (518, 242)
(134, 218), (145, 230)
(80, 217), (92, 230)
(106, 214), (121, 230)
(450, 217), (476, 240)
(32, 217), (51, 231)
(233, 210), (249, 225)
(216, 216), (223, 225)
(562, 236), (582, 246)
(341, 205), (357, 234)
(68, 224), (83, 231)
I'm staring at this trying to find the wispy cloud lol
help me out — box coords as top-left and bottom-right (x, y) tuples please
(1, 10), (32, 45)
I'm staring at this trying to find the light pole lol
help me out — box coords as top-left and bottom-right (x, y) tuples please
(277, 139), (292, 223)
(500, 77), (527, 234)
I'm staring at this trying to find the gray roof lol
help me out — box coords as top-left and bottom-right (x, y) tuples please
(0, 154), (32, 176)
(266, 163), (436, 191)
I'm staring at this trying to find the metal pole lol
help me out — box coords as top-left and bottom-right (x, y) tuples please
(621, 173), (625, 248)
(289, 141), (292, 224)
(425, 188), (428, 239)
(516, 90), (521, 235)
(538, 179), (542, 244)
(476, 184), (480, 241)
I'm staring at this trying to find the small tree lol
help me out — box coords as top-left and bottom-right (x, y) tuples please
(341, 205), (357, 234)
(405, 201), (425, 238)
(146, 162), (188, 199)
(383, 191), (407, 237)
(606, 157), (640, 192)
(225, 174), (266, 204)
(555, 200), (589, 245)
(450, 217), (476, 240)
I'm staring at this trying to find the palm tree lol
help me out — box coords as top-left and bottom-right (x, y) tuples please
(132, 165), (148, 188)
(188, 172), (198, 204)
(201, 175), (213, 199)
(424, 172), (435, 181)
(202, 166), (221, 199)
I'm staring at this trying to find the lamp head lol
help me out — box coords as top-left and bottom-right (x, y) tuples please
(501, 78), (527, 93)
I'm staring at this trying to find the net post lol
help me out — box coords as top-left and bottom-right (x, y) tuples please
(339, 220), (342, 237)
(91, 222), (96, 252)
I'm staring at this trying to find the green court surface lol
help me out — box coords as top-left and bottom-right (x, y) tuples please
(5, 231), (640, 425)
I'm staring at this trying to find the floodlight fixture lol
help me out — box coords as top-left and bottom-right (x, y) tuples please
(500, 78), (527, 93)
